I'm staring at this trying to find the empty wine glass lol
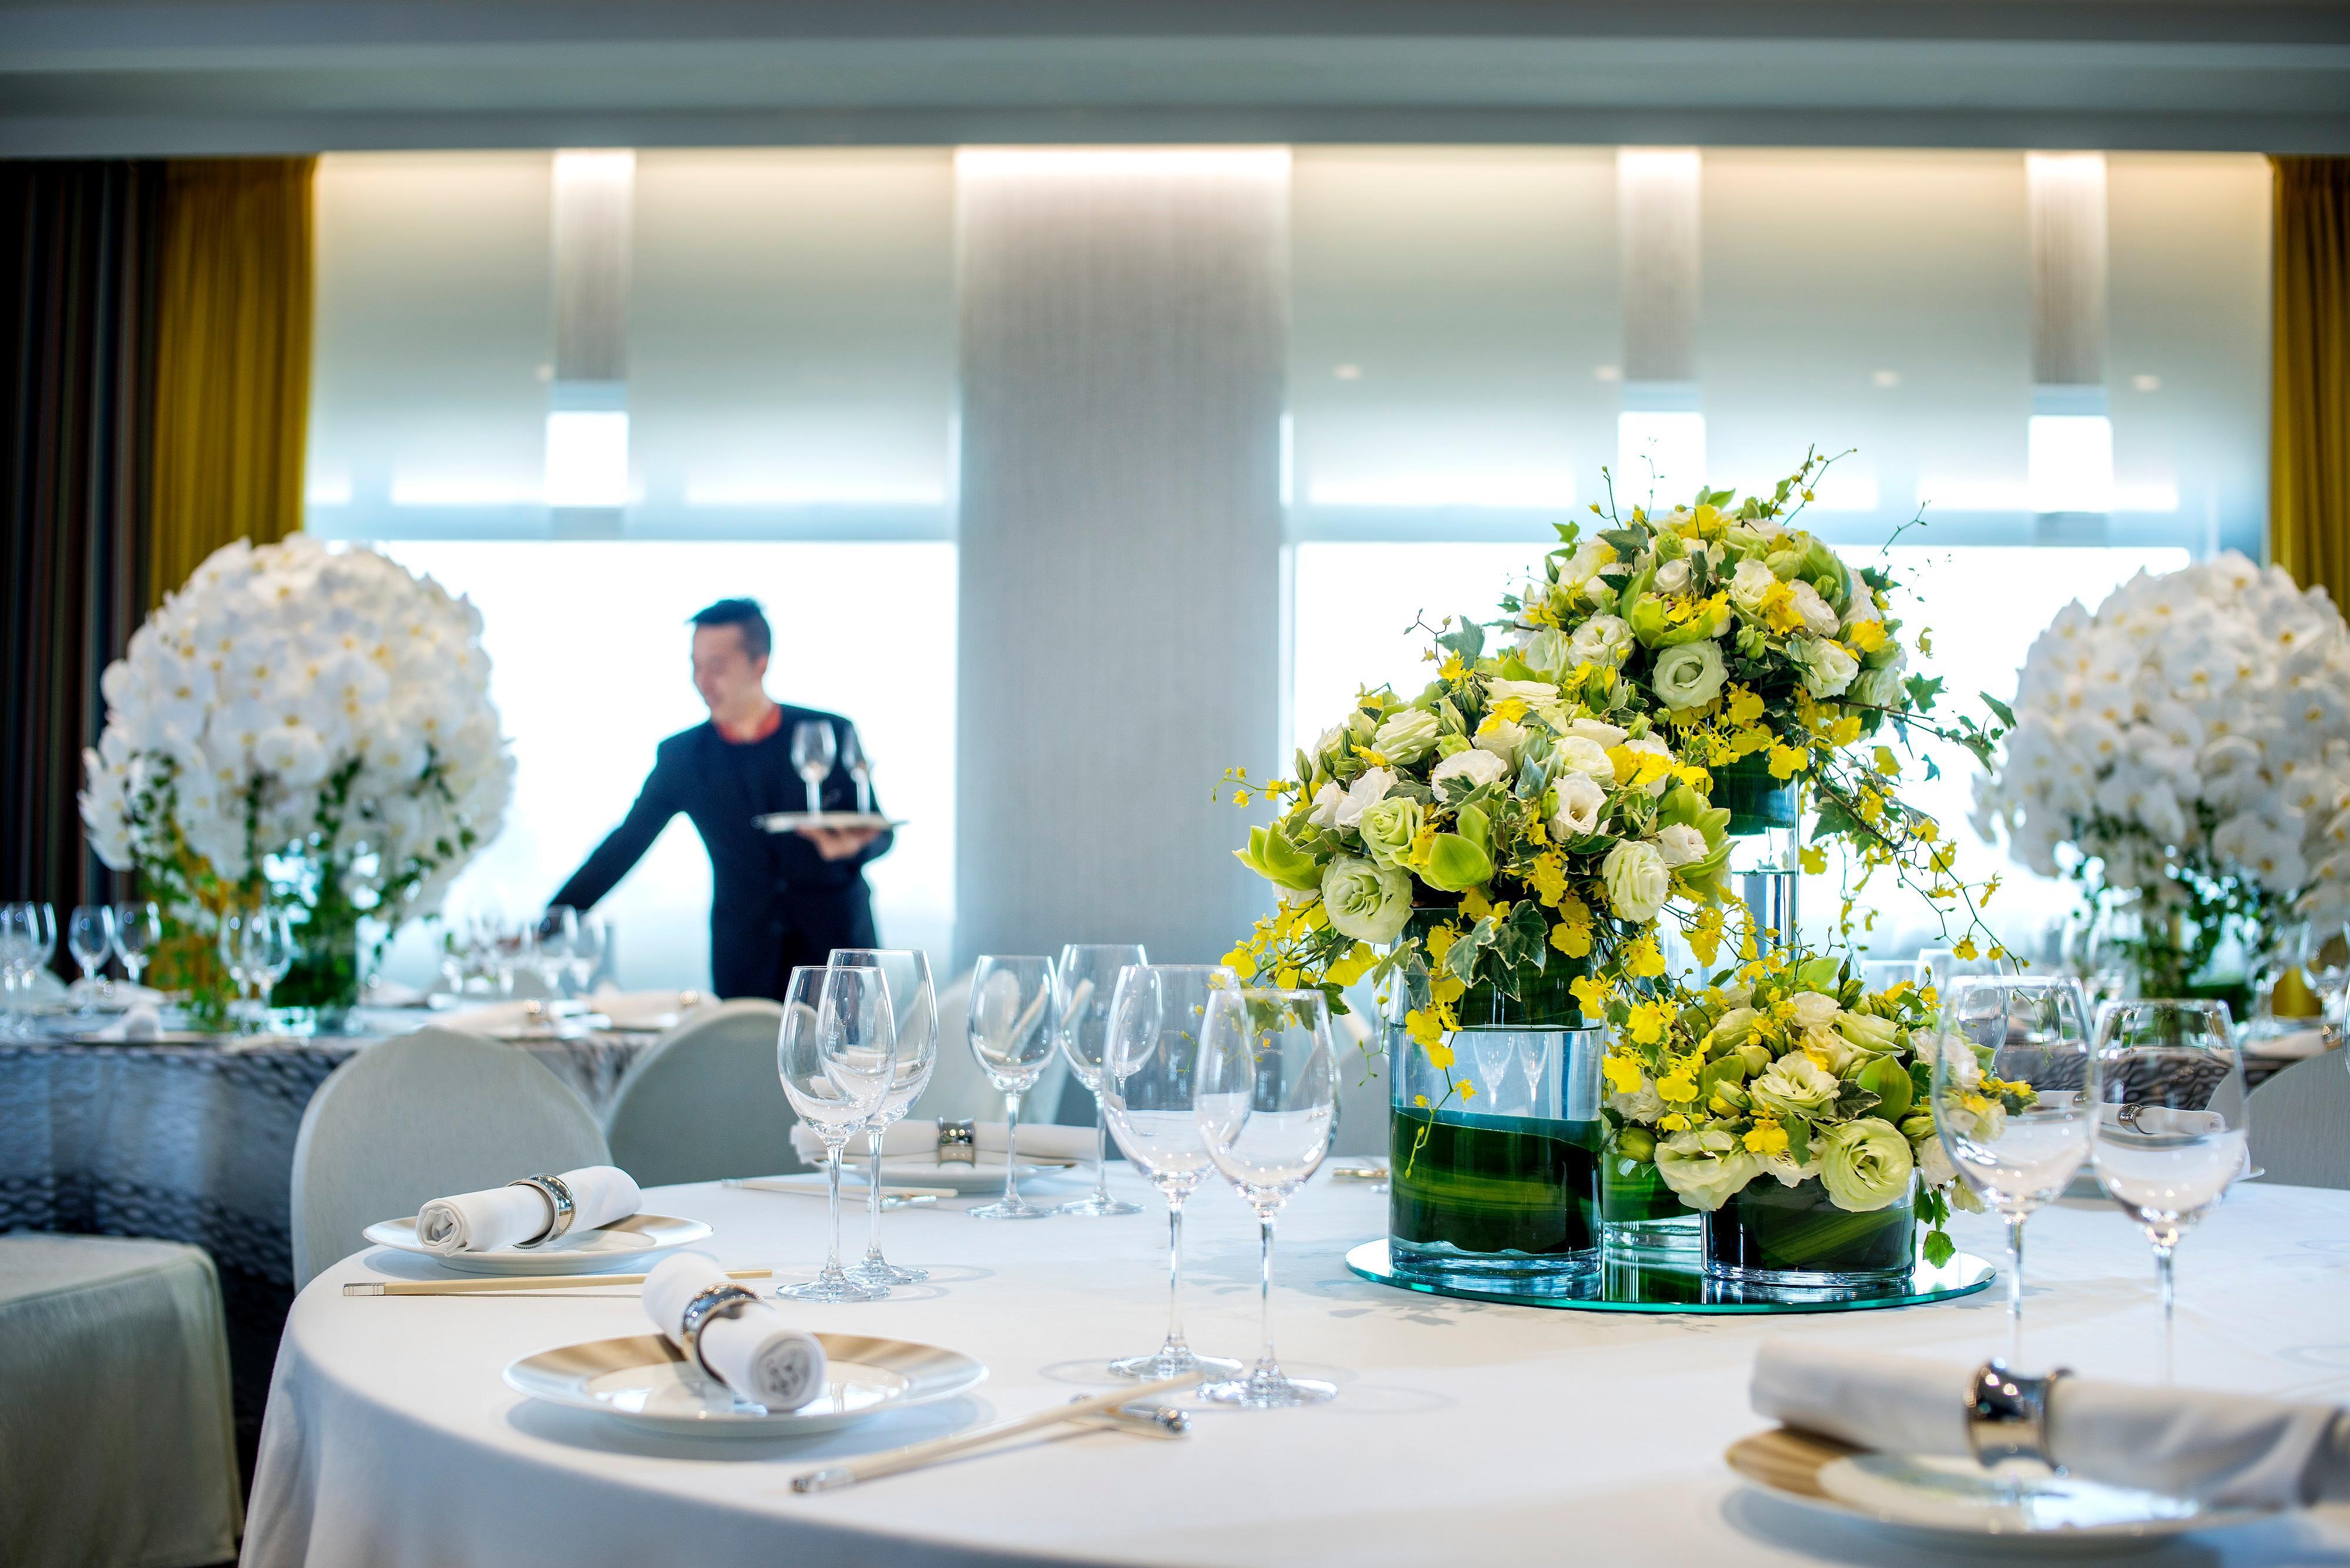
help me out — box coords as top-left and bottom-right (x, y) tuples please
(790, 720), (836, 815)
(1057, 942), (1148, 1217)
(840, 726), (873, 815)
(221, 908), (294, 1035)
(1194, 986), (1339, 1408)
(112, 902), (159, 988)
(535, 906), (579, 1004)
(1932, 975), (2096, 1371)
(0, 904), (39, 1036)
(829, 947), (938, 1280)
(66, 905), (115, 1014)
(776, 964), (894, 1303)
(964, 954), (1060, 1221)
(2092, 999), (2250, 1379)
(2286, 919), (2350, 1037)
(566, 918), (607, 997)
(1101, 963), (1243, 1382)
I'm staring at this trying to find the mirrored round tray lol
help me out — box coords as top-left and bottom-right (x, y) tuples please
(1344, 1240), (1995, 1315)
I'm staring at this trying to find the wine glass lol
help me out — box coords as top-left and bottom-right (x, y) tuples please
(2286, 919), (2350, 1038)
(535, 906), (579, 1005)
(840, 726), (873, 815)
(1100, 963), (1244, 1382)
(66, 905), (115, 1014)
(1194, 986), (1339, 1408)
(112, 902), (159, 989)
(1057, 943), (1149, 1217)
(964, 955), (1060, 1221)
(830, 948), (938, 1281)
(776, 964), (894, 1302)
(1932, 975), (2096, 1371)
(0, 904), (37, 1036)
(244, 909), (296, 1031)
(566, 917), (607, 998)
(486, 910), (533, 999)
(216, 909), (255, 1027)
(2092, 999), (2250, 1379)
(790, 720), (836, 815)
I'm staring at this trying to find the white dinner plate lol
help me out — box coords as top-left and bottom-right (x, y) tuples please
(362, 1212), (713, 1275)
(822, 1156), (1078, 1193)
(755, 811), (908, 833)
(503, 1331), (985, 1438)
(1729, 1429), (2274, 1553)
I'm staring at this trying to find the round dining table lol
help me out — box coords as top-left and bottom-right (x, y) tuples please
(243, 1171), (2350, 1568)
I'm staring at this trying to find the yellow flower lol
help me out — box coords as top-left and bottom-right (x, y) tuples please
(1552, 913), (1593, 959)
(1570, 974), (1614, 1016)
(1847, 618), (1886, 654)
(1623, 935), (1667, 979)
(1660, 1113), (1691, 1131)
(1602, 1052), (1646, 1095)
(1222, 945), (1258, 980)
(1529, 852), (1570, 906)
(1405, 1009), (1445, 1049)
(1767, 743), (1811, 781)
(1439, 652), (1469, 681)
(1425, 922), (1461, 964)
(1953, 937), (1979, 962)
(1798, 844), (1827, 875)
(1491, 696), (1529, 724)
(1725, 686), (1765, 727)
(1657, 1066), (1700, 1104)
(1456, 1080), (1478, 1102)
(1872, 744), (1900, 777)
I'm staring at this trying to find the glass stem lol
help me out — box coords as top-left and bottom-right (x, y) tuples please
(2154, 1241), (2177, 1382)
(1091, 1093), (1113, 1204)
(804, 778), (822, 814)
(2006, 1214), (2027, 1369)
(1002, 1090), (1023, 1208)
(1255, 1213), (1278, 1375)
(865, 1129), (887, 1259)
(1163, 1198), (1189, 1353)
(824, 1139), (846, 1277)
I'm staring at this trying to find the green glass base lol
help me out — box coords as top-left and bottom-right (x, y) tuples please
(1389, 1104), (1600, 1293)
(1345, 1239), (1994, 1314)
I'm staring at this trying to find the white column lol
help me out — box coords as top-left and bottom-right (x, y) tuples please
(953, 148), (1289, 971)
(548, 149), (633, 529)
(1616, 147), (1705, 496)
(2026, 152), (2113, 516)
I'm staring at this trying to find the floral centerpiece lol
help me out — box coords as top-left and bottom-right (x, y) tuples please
(1971, 552), (2350, 1004)
(1599, 946), (2033, 1279)
(80, 537), (512, 1022)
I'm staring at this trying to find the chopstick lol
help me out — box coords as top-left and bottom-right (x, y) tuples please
(791, 1372), (1203, 1492)
(724, 1176), (953, 1201)
(343, 1268), (771, 1297)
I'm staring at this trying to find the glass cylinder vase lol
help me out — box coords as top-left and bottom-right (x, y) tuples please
(1700, 1175), (1916, 1288)
(1597, 1136), (1698, 1260)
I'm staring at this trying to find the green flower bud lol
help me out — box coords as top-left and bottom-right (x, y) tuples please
(1858, 1056), (1913, 1121)
(1616, 1127), (1656, 1163)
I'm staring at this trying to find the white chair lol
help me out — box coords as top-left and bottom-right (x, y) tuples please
(926, 967), (1074, 1126)
(290, 1027), (610, 1288)
(602, 999), (799, 1187)
(2247, 1050), (2350, 1190)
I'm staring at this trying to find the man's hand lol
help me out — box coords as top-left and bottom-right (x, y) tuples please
(796, 825), (882, 862)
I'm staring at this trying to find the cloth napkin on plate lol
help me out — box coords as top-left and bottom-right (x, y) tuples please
(790, 1117), (1096, 1167)
(1751, 1342), (2350, 1509)
(414, 1165), (642, 1254)
(591, 988), (712, 1030)
(643, 1252), (826, 1410)
(86, 1006), (163, 1041)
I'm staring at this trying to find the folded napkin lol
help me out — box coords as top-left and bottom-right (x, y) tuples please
(2099, 1104), (2229, 1138)
(591, 988), (711, 1029)
(86, 1006), (162, 1042)
(1752, 1342), (2350, 1510)
(414, 1165), (641, 1254)
(2244, 1028), (2332, 1060)
(790, 1117), (1096, 1167)
(362, 977), (431, 1008)
(643, 1252), (826, 1410)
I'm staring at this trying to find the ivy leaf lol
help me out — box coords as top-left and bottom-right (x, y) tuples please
(1922, 1228), (1956, 1268)
(1599, 528), (1648, 557)
(1904, 673), (1945, 713)
(1979, 691), (2017, 729)
(1436, 616), (1486, 664)
(1782, 1117), (1812, 1166)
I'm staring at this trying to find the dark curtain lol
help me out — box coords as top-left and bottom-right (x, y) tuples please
(1, 160), (162, 912)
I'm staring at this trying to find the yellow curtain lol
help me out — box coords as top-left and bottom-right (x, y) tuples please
(2271, 156), (2350, 607)
(149, 156), (315, 608)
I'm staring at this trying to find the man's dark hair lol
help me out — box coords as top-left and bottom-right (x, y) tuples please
(689, 597), (771, 662)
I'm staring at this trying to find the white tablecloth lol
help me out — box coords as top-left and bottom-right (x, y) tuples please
(244, 1175), (2350, 1568)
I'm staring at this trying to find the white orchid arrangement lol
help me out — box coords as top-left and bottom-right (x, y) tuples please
(79, 537), (511, 1012)
(1971, 552), (2350, 994)
(1600, 946), (2033, 1264)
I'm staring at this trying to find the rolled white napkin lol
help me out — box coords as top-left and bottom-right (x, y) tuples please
(643, 1253), (826, 1410)
(414, 1164), (642, 1254)
(89, 1006), (163, 1042)
(441, 999), (540, 1036)
(1752, 1342), (2350, 1510)
(790, 1117), (1097, 1167)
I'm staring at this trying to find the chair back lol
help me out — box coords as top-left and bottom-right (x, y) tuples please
(290, 1027), (609, 1289)
(2246, 1050), (2350, 1190)
(603, 999), (801, 1187)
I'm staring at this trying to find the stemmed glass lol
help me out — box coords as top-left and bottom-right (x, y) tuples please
(1101, 963), (1243, 1382)
(964, 954), (1060, 1221)
(1057, 943), (1148, 1217)
(220, 908), (296, 1035)
(1932, 975), (2096, 1371)
(776, 963), (895, 1302)
(112, 902), (159, 989)
(790, 720), (836, 815)
(840, 726), (873, 815)
(2092, 999), (2250, 1379)
(830, 948), (938, 1280)
(535, 906), (579, 1008)
(1194, 986), (1340, 1408)
(0, 904), (42, 1036)
(2285, 919), (2350, 1038)
(566, 918), (606, 998)
(66, 905), (115, 1014)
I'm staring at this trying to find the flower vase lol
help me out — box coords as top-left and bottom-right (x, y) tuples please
(1597, 1139), (1698, 1259)
(1385, 914), (1604, 1294)
(276, 895), (364, 1031)
(1700, 1176), (1916, 1288)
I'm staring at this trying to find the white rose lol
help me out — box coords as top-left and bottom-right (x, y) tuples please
(1551, 773), (1607, 839)
(1793, 639), (1859, 699)
(1307, 779), (1347, 830)
(1650, 640), (1728, 710)
(1788, 579), (1841, 636)
(1601, 840), (1670, 922)
(1371, 710), (1442, 765)
(1788, 991), (1842, 1030)
(1557, 539), (1615, 596)
(1566, 717), (1629, 749)
(1431, 747), (1510, 793)
(1730, 558), (1778, 612)
(1486, 678), (1562, 710)
(1312, 724), (1346, 760)
(1473, 717), (1528, 765)
(1556, 736), (1616, 785)
(1332, 767), (1396, 829)
(1654, 823), (1708, 867)
(1654, 557), (1692, 595)
(1567, 615), (1634, 669)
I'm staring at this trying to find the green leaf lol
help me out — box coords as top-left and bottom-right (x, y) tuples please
(1782, 1117), (1812, 1166)
(1979, 691), (2017, 729)
(1436, 616), (1486, 664)
(1921, 1228), (1956, 1268)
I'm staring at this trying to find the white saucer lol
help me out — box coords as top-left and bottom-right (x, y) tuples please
(362, 1212), (713, 1275)
(503, 1331), (985, 1438)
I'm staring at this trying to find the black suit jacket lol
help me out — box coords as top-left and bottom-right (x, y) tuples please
(552, 707), (894, 1001)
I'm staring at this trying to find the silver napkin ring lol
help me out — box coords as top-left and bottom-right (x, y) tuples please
(1968, 1359), (2072, 1468)
(936, 1119), (978, 1166)
(506, 1173), (576, 1248)
(677, 1281), (761, 1382)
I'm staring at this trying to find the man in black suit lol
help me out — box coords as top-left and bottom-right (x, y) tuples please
(550, 598), (893, 1002)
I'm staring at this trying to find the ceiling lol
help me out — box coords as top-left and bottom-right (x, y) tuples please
(5, 1), (2348, 157)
